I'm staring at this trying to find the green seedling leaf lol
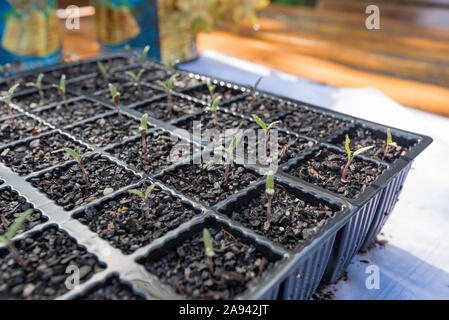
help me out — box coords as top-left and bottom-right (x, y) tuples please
(3, 83), (20, 105)
(26, 73), (44, 89)
(4, 209), (33, 242)
(267, 121), (280, 131)
(139, 113), (149, 134)
(144, 184), (155, 199)
(64, 147), (81, 164)
(353, 145), (375, 157)
(252, 114), (267, 131)
(167, 74), (177, 91)
(52, 74), (66, 94)
(228, 132), (243, 154)
(253, 77), (262, 91)
(206, 80), (216, 96)
(266, 172), (274, 196)
(0, 64), (11, 75)
(128, 189), (145, 199)
(140, 45), (150, 60)
(203, 228), (215, 257)
(386, 128), (398, 148)
(156, 80), (168, 92)
(344, 135), (352, 159)
(97, 61), (107, 77)
(205, 96), (221, 113)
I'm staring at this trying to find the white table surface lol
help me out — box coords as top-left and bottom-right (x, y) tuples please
(179, 51), (449, 300)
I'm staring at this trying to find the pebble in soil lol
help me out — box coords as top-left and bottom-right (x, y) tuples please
(28, 154), (140, 211)
(0, 132), (91, 175)
(96, 82), (160, 106)
(334, 126), (414, 163)
(182, 84), (245, 104)
(286, 147), (385, 199)
(67, 113), (141, 148)
(12, 87), (76, 111)
(0, 188), (47, 236)
(158, 162), (260, 207)
(76, 184), (201, 254)
(35, 99), (111, 127)
(173, 110), (252, 142)
(74, 276), (144, 300)
(140, 226), (278, 299)
(0, 227), (105, 300)
(279, 108), (350, 141)
(0, 115), (50, 147)
(237, 129), (315, 166)
(223, 95), (295, 120)
(134, 95), (203, 122)
(221, 183), (338, 250)
(108, 130), (200, 175)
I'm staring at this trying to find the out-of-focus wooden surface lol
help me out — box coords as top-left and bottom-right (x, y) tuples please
(59, 2), (449, 116)
(197, 3), (449, 116)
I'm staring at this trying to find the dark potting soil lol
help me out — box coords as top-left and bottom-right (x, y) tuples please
(35, 99), (111, 127)
(0, 75), (46, 94)
(75, 276), (144, 300)
(146, 72), (204, 90)
(107, 130), (200, 175)
(0, 227), (104, 300)
(0, 115), (51, 147)
(173, 110), (252, 142)
(183, 84), (245, 104)
(238, 129), (315, 166)
(28, 154), (140, 211)
(334, 126), (413, 163)
(285, 147), (385, 199)
(141, 226), (277, 299)
(67, 113), (141, 148)
(0, 188), (47, 236)
(76, 184), (201, 254)
(69, 74), (128, 94)
(222, 184), (337, 250)
(134, 95), (203, 122)
(0, 105), (19, 119)
(13, 88), (76, 111)
(223, 95), (295, 120)
(48, 57), (131, 81)
(158, 162), (259, 207)
(0, 132), (91, 176)
(96, 82), (160, 106)
(119, 64), (170, 82)
(280, 109), (350, 141)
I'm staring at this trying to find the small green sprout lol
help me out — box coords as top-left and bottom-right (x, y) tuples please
(0, 63), (11, 85)
(126, 69), (145, 98)
(384, 128), (398, 157)
(252, 114), (280, 155)
(264, 172), (275, 231)
(341, 135), (374, 183)
(1, 83), (19, 126)
(250, 77), (262, 110)
(156, 74), (177, 118)
(215, 132), (243, 185)
(203, 228), (215, 274)
(64, 148), (92, 187)
(108, 83), (123, 125)
(204, 96), (222, 131)
(124, 44), (131, 53)
(138, 45), (150, 61)
(0, 209), (33, 269)
(139, 113), (149, 164)
(206, 79), (216, 101)
(128, 184), (155, 222)
(97, 61), (108, 82)
(26, 73), (45, 104)
(52, 74), (69, 112)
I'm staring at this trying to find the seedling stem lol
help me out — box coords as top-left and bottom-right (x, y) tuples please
(341, 135), (374, 183)
(64, 148), (91, 187)
(128, 184), (155, 221)
(109, 83), (123, 125)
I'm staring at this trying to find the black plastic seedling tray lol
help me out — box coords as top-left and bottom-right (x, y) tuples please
(0, 53), (432, 300)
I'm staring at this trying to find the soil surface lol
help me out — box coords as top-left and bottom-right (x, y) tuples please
(222, 183), (337, 250)
(223, 95), (294, 120)
(141, 227), (277, 299)
(118, 64), (170, 82)
(183, 84), (245, 104)
(0, 227), (104, 300)
(35, 99), (111, 128)
(108, 130), (200, 175)
(134, 95), (203, 122)
(75, 276), (144, 300)
(0, 105), (19, 119)
(13, 88), (76, 111)
(0, 132), (90, 176)
(285, 147), (385, 199)
(67, 113), (140, 148)
(0, 188), (47, 236)
(280, 109), (350, 141)
(96, 82), (160, 106)
(238, 129), (315, 166)
(69, 74), (128, 94)
(334, 126), (413, 163)
(29, 154), (140, 211)
(158, 162), (259, 207)
(0, 115), (51, 147)
(0, 75), (45, 94)
(146, 72), (204, 90)
(173, 110), (252, 142)
(76, 184), (201, 254)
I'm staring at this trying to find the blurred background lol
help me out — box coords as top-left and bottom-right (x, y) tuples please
(1, 0), (449, 116)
